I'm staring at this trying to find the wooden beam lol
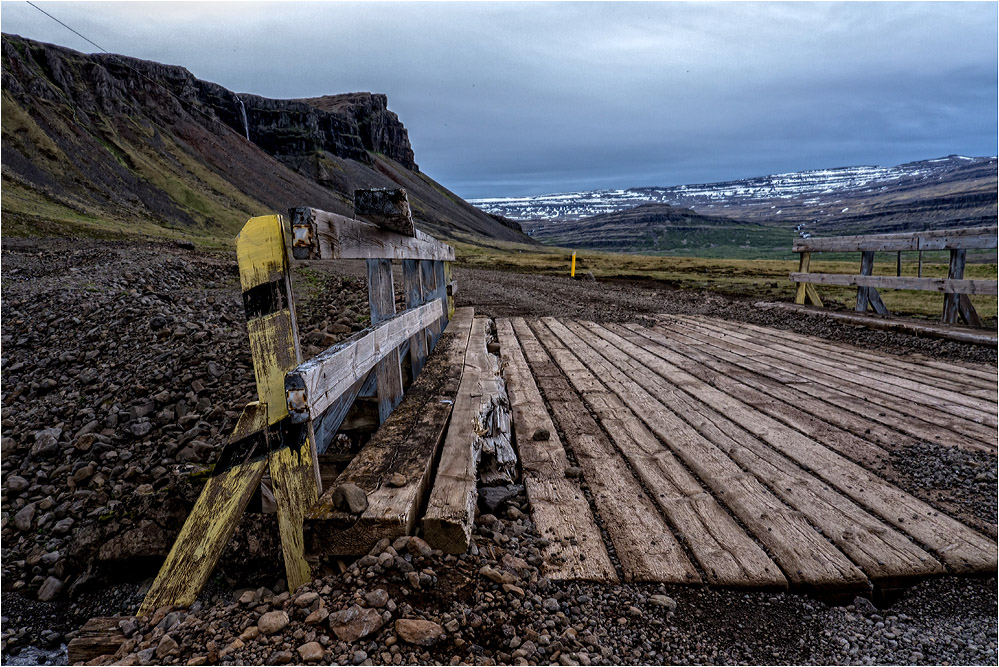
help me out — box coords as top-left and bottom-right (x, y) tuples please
(789, 272), (998, 295)
(958, 294), (984, 328)
(353, 189), (416, 237)
(403, 259), (429, 379)
(856, 251), (875, 313)
(139, 403), (269, 614)
(285, 300), (443, 424)
(868, 287), (890, 316)
(368, 259), (404, 424)
(289, 207), (454, 261)
(444, 261), (456, 319)
(942, 249), (967, 324)
(236, 214), (319, 593)
(423, 317), (495, 553)
(421, 259), (442, 350)
(793, 225), (998, 253)
(306, 308), (474, 557)
(794, 251), (811, 305)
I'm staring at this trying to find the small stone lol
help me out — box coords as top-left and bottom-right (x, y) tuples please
(627, 605), (642, 618)
(406, 536), (433, 557)
(649, 594), (677, 611)
(542, 598), (560, 612)
(395, 618), (445, 646)
(352, 650), (368, 665)
(266, 650), (293, 665)
(503, 584), (525, 597)
(6, 475), (29, 494)
(332, 484), (369, 514)
(564, 466), (582, 479)
(364, 589), (390, 608)
(297, 642), (324, 662)
(329, 604), (385, 642)
(258, 610), (290, 635)
(532, 427), (550, 441)
(156, 634), (179, 659)
(37, 576), (63, 601)
(294, 591), (319, 607)
(387, 473), (407, 487)
(305, 607), (330, 624)
(14, 503), (36, 532)
(238, 589), (258, 605)
(239, 626), (260, 641)
(129, 421), (152, 438)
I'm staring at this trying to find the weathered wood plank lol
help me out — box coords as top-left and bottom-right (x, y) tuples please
(663, 318), (994, 452)
(518, 318), (781, 587)
(794, 251), (811, 305)
(495, 318), (617, 582)
(290, 207), (454, 261)
(958, 294), (984, 328)
(423, 318), (505, 553)
(580, 320), (997, 575)
(403, 259), (429, 379)
(354, 188), (416, 236)
(139, 403), (270, 614)
(67, 617), (127, 665)
(236, 214), (319, 593)
(434, 260), (449, 333)
(793, 226), (998, 253)
(368, 259), (404, 424)
(421, 259), (443, 351)
(752, 301), (999, 347)
(312, 371), (373, 454)
(942, 249), (968, 324)
(305, 308), (474, 556)
(286, 300), (444, 423)
(539, 318), (868, 593)
(857, 251), (874, 312)
(789, 272), (997, 295)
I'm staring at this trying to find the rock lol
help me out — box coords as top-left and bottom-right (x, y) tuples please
(395, 618), (445, 646)
(478, 485), (523, 514)
(542, 597), (560, 612)
(266, 650), (294, 665)
(258, 610), (290, 635)
(387, 472), (407, 487)
(328, 604), (385, 642)
(649, 594), (677, 611)
(487, 341), (501, 355)
(156, 634), (179, 659)
(406, 536), (433, 557)
(31, 428), (62, 458)
(129, 421), (152, 438)
(351, 650), (368, 665)
(14, 503), (36, 532)
(37, 576), (63, 601)
(564, 466), (583, 479)
(332, 484), (369, 514)
(6, 475), (29, 494)
(364, 589), (390, 608)
(297, 641), (324, 662)
(305, 608), (330, 625)
(532, 427), (551, 441)
(294, 591), (319, 607)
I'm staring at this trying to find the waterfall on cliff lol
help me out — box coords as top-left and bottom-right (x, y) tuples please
(237, 96), (250, 141)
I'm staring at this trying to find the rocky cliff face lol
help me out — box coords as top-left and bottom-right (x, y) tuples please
(1, 33), (525, 243)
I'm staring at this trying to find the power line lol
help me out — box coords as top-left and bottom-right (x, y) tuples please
(24, 1), (248, 141)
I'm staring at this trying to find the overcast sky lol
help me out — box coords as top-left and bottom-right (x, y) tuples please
(3, 1), (997, 198)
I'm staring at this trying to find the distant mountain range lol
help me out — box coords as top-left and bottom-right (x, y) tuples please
(471, 156), (997, 250)
(1, 34), (527, 244)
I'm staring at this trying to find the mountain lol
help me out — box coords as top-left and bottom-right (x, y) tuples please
(472, 156), (997, 240)
(1, 34), (527, 244)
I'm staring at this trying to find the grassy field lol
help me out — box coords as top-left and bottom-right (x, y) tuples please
(452, 238), (998, 322)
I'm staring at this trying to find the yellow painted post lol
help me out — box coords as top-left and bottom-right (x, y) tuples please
(236, 215), (319, 593)
(571, 252), (577, 278)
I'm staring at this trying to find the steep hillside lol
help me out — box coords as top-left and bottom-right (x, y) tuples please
(0, 34), (527, 244)
(525, 203), (788, 258)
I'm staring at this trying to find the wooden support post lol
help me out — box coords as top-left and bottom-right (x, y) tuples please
(434, 260), (449, 332)
(896, 251), (902, 277)
(421, 259), (442, 351)
(795, 252), (810, 305)
(368, 259), (404, 423)
(444, 261), (455, 319)
(958, 295), (984, 328)
(942, 249), (966, 324)
(403, 259), (428, 379)
(856, 251), (875, 312)
(918, 250), (923, 277)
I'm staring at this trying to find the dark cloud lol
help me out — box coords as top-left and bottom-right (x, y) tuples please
(3, 1), (996, 198)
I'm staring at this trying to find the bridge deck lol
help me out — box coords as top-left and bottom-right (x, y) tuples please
(495, 315), (998, 595)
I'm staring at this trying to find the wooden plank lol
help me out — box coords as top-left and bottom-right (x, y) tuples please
(753, 301), (999, 347)
(663, 318), (994, 452)
(421, 259), (443, 351)
(707, 316), (995, 398)
(289, 206), (454, 261)
(520, 318), (784, 588)
(236, 214), (319, 593)
(444, 260), (456, 319)
(674, 315), (997, 426)
(794, 251), (811, 305)
(537, 318), (868, 593)
(312, 371), (373, 455)
(354, 188), (416, 236)
(942, 249), (967, 324)
(579, 320), (997, 575)
(495, 319), (617, 582)
(368, 259), (404, 424)
(793, 226), (998, 252)
(434, 260), (449, 333)
(285, 300), (444, 423)
(306, 308), (474, 556)
(789, 272), (997, 295)
(67, 617), (126, 665)
(958, 294), (984, 328)
(403, 259), (429, 379)
(422, 318), (499, 553)
(140, 402), (270, 614)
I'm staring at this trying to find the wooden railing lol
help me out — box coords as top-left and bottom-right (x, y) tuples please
(791, 226), (998, 326)
(140, 189), (456, 614)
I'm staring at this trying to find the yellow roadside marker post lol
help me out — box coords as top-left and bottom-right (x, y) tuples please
(571, 252), (577, 278)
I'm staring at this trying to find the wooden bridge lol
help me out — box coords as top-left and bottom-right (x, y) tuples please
(137, 204), (998, 618)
